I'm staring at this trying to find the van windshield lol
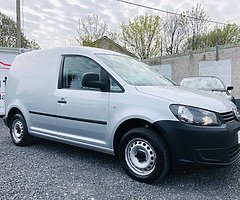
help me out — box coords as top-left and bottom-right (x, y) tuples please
(96, 54), (173, 86)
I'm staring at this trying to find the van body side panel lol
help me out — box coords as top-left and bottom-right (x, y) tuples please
(55, 89), (109, 148)
(107, 87), (178, 149)
(5, 51), (59, 135)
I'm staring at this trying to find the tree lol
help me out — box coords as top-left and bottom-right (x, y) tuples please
(121, 15), (162, 59)
(163, 13), (187, 55)
(182, 3), (210, 51)
(183, 23), (240, 50)
(76, 14), (112, 46)
(183, 34), (207, 50)
(0, 11), (40, 49)
(206, 23), (240, 46)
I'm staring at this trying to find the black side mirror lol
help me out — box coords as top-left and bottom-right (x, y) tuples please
(82, 73), (107, 91)
(227, 86), (234, 91)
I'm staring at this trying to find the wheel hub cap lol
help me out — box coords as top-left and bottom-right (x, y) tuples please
(135, 149), (147, 163)
(12, 121), (24, 142)
(125, 138), (156, 175)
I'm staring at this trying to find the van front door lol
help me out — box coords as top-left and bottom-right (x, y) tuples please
(55, 55), (109, 149)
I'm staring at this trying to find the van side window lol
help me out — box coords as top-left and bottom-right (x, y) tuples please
(61, 56), (101, 90)
(110, 78), (122, 92)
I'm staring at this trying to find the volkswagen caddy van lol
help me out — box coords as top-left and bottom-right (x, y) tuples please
(4, 47), (240, 183)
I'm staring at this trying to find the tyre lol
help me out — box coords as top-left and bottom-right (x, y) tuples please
(10, 113), (32, 146)
(119, 127), (170, 183)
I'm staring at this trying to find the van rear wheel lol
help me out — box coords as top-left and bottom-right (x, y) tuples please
(119, 127), (170, 183)
(10, 114), (32, 146)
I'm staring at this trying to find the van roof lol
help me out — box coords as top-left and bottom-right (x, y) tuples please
(22, 46), (126, 58)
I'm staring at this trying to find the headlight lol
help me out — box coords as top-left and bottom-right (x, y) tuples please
(170, 105), (221, 126)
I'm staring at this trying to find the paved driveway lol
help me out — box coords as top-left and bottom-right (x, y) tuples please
(0, 120), (239, 199)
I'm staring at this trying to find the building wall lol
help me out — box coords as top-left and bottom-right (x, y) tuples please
(144, 43), (240, 99)
(199, 60), (232, 86)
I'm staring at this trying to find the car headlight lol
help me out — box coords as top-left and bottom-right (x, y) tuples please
(170, 105), (221, 126)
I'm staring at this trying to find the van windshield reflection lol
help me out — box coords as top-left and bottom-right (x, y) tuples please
(96, 54), (173, 86)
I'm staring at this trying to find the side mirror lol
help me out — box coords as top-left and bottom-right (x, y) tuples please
(82, 73), (107, 91)
(227, 86), (234, 91)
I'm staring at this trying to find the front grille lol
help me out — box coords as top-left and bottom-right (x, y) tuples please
(228, 144), (240, 161)
(219, 111), (236, 123)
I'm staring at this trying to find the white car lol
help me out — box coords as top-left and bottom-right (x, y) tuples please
(180, 76), (235, 104)
(4, 47), (240, 183)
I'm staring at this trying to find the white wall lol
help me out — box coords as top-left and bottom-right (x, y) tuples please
(199, 60), (232, 86)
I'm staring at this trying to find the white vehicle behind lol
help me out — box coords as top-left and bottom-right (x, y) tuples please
(180, 76), (235, 103)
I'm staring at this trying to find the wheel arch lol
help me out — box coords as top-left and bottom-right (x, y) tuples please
(113, 118), (172, 159)
(5, 107), (23, 127)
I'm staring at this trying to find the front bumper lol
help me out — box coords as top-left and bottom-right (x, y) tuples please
(154, 120), (240, 168)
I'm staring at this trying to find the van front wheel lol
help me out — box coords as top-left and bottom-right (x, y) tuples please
(119, 127), (170, 183)
(10, 114), (32, 146)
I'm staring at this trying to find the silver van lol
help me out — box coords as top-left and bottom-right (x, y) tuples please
(4, 47), (240, 183)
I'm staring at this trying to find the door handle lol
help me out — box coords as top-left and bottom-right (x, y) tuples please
(57, 98), (67, 104)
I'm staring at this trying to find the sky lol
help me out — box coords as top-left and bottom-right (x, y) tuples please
(1, 0), (240, 48)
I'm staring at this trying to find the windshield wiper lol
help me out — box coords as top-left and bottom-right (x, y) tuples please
(211, 88), (226, 92)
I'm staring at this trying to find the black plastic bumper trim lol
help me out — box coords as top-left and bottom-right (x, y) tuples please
(153, 120), (240, 168)
(29, 111), (107, 125)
